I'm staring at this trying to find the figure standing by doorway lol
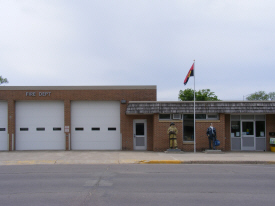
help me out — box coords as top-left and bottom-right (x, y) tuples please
(206, 123), (216, 150)
(167, 122), (178, 149)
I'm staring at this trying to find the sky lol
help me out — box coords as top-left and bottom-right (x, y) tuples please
(0, 1), (274, 101)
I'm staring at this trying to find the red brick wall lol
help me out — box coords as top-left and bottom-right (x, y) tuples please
(266, 114), (275, 151)
(0, 88), (156, 151)
(152, 113), (227, 152)
(122, 115), (154, 151)
(2, 87), (274, 152)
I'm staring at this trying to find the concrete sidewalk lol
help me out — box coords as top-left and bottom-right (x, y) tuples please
(0, 151), (275, 165)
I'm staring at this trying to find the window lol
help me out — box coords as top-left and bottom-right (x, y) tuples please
(75, 127), (84, 131)
(195, 114), (206, 119)
(173, 114), (181, 119)
(36, 127), (45, 131)
(183, 114), (194, 141)
(231, 121), (240, 137)
(108, 127), (116, 131)
(231, 115), (240, 120)
(242, 122), (254, 135)
(160, 113), (218, 120)
(207, 114), (218, 119)
(159, 114), (171, 120)
(231, 115), (266, 138)
(20, 128), (28, 131)
(135, 123), (144, 135)
(92, 127), (100, 131)
(256, 121), (265, 137)
(241, 115), (254, 120)
(0, 128), (6, 131)
(53, 127), (62, 131)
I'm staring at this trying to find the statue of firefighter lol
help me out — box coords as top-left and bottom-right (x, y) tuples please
(167, 122), (178, 149)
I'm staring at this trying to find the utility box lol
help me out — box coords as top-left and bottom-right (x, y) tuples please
(270, 138), (275, 152)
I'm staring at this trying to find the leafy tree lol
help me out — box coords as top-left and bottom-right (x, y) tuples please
(0, 76), (8, 85)
(178, 88), (220, 101)
(246, 91), (275, 100)
(269, 92), (275, 100)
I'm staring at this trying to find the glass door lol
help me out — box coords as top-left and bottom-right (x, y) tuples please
(241, 121), (255, 150)
(133, 120), (147, 150)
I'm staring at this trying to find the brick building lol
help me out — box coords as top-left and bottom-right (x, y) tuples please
(0, 86), (274, 152)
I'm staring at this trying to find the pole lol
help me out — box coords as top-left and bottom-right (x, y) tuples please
(193, 60), (196, 153)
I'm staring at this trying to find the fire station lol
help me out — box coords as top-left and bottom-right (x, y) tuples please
(0, 86), (274, 152)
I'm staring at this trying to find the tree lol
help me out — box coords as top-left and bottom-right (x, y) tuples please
(246, 91), (275, 100)
(0, 76), (8, 85)
(269, 92), (275, 100)
(178, 88), (220, 101)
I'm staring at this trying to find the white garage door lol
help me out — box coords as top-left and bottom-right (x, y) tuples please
(16, 101), (65, 150)
(71, 101), (121, 150)
(0, 102), (8, 151)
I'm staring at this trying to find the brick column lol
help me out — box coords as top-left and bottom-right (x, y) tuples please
(64, 100), (71, 150)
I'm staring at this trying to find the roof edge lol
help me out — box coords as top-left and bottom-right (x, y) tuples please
(0, 85), (157, 90)
(128, 100), (275, 103)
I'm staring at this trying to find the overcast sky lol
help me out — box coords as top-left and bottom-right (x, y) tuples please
(1, 1), (274, 101)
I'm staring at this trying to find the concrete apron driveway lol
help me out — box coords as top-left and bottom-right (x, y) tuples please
(0, 151), (275, 165)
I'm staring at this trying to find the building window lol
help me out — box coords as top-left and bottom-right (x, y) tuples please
(160, 113), (219, 120)
(256, 121), (265, 137)
(183, 114), (194, 141)
(231, 115), (266, 138)
(207, 114), (219, 119)
(242, 122), (254, 135)
(173, 114), (181, 120)
(195, 114), (206, 119)
(159, 114), (171, 120)
(231, 121), (240, 137)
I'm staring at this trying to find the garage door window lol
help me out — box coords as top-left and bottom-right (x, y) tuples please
(75, 128), (84, 131)
(92, 127), (100, 131)
(20, 128), (29, 131)
(108, 127), (116, 131)
(53, 127), (62, 131)
(0, 128), (6, 131)
(36, 128), (45, 131)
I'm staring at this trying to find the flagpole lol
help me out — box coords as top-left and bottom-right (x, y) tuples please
(193, 60), (196, 153)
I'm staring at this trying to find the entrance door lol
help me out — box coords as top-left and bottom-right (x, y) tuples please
(241, 121), (255, 150)
(133, 120), (147, 150)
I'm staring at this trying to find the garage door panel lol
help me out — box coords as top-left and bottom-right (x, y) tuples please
(0, 102), (8, 151)
(16, 101), (65, 150)
(72, 141), (121, 150)
(16, 141), (64, 150)
(71, 101), (121, 150)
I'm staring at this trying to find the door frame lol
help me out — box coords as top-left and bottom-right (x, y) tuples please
(241, 120), (255, 150)
(133, 119), (147, 150)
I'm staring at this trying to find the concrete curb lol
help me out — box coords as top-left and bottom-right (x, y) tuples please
(138, 160), (182, 164)
(137, 160), (275, 165)
(1, 160), (275, 166)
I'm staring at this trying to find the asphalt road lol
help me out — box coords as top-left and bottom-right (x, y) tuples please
(0, 164), (275, 206)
